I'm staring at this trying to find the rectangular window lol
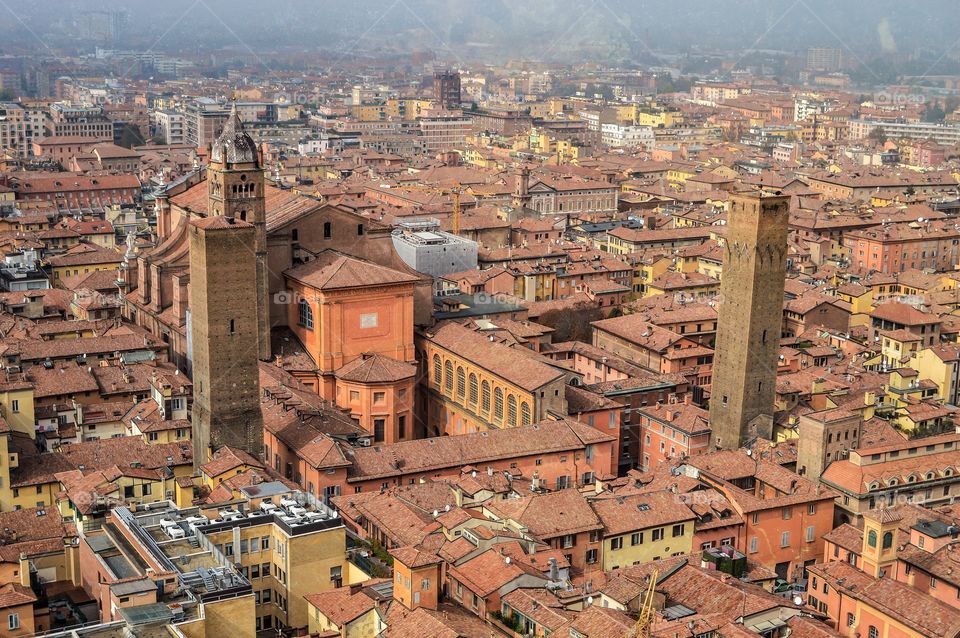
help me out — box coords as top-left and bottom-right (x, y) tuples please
(652, 528), (664, 542)
(806, 526), (815, 542)
(782, 507), (792, 520)
(261, 536), (270, 550)
(374, 419), (385, 443)
(360, 312), (378, 329)
(586, 549), (598, 564)
(611, 537), (623, 551)
(781, 531), (791, 548)
(631, 532), (643, 546)
(749, 536), (759, 553)
(672, 524), (685, 537)
(561, 534), (575, 549)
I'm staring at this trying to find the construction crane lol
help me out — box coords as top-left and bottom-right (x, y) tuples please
(634, 568), (659, 638)
(404, 182), (465, 235)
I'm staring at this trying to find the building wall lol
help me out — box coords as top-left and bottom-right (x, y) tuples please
(393, 561), (440, 611)
(709, 194), (790, 449)
(419, 338), (566, 436)
(743, 499), (835, 579)
(335, 377), (415, 445)
(188, 220), (263, 464)
(602, 520), (695, 571)
(286, 278), (416, 385)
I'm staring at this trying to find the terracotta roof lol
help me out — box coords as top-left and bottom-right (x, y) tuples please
(344, 419), (613, 482)
(0, 583), (37, 608)
(284, 249), (418, 290)
(447, 548), (530, 597)
(590, 490), (696, 536)
(200, 446), (265, 479)
(303, 580), (387, 627)
(426, 321), (564, 391)
(485, 489), (602, 539)
(335, 353), (416, 383)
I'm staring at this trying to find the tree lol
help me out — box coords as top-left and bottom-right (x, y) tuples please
(537, 302), (607, 342)
(867, 126), (887, 145)
(923, 102), (947, 123)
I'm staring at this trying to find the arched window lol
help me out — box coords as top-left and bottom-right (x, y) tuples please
(494, 388), (504, 420)
(481, 381), (491, 412)
(882, 531), (893, 550)
(433, 355), (442, 386)
(239, 210), (247, 221)
(947, 468), (955, 477)
(456, 367), (466, 397)
(869, 626), (878, 638)
(469, 374), (478, 404)
(444, 360), (453, 391)
(298, 299), (314, 329)
(926, 471), (936, 480)
(521, 402), (531, 425)
(507, 395), (518, 426)
(867, 530), (877, 547)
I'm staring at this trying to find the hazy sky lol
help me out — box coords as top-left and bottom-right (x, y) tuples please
(3, 1), (958, 71)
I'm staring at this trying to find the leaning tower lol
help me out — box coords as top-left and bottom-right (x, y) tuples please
(709, 190), (790, 449)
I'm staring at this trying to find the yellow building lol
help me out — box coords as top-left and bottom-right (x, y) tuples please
(305, 580), (391, 637)
(879, 329), (922, 368)
(418, 321), (567, 437)
(45, 242), (122, 283)
(629, 255), (673, 295)
(591, 491), (696, 571)
(910, 344), (960, 405)
(198, 481), (355, 631)
(0, 378), (35, 437)
(636, 108), (683, 128)
(835, 283), (874, 327)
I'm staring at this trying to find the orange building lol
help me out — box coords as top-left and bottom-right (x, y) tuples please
(845, 221), (960, 274)
(334, 353), (416, 444)
(687, 450), (837, 581)
(284, 249), (418, 398)
(637, 400), (711, 471)
(390, 546), (442, 611)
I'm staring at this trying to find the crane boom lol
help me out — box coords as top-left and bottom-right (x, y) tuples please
(634, 568), (658, 638)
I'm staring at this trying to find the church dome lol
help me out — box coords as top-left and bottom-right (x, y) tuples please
(211, 103), (259, 166)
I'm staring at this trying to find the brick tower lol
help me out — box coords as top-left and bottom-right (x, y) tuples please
(206, 104), (271, 362)
(709, 191), (790, 449)
(189, 215), (263, 465)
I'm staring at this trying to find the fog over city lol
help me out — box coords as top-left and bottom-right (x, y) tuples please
(2, 1), (959, 74)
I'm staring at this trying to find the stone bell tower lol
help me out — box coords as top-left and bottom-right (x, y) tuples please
(206, 103), (271, 362)
(709, 190), (790, 449)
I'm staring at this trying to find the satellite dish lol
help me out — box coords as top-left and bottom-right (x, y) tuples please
(587, 596), (594, 605)
(793, 595), (804, 606)
(746, 449), (753, 457)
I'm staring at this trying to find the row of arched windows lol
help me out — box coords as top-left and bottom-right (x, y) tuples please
(231, 182), (256, 195)
(431, 353), (532, 426)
